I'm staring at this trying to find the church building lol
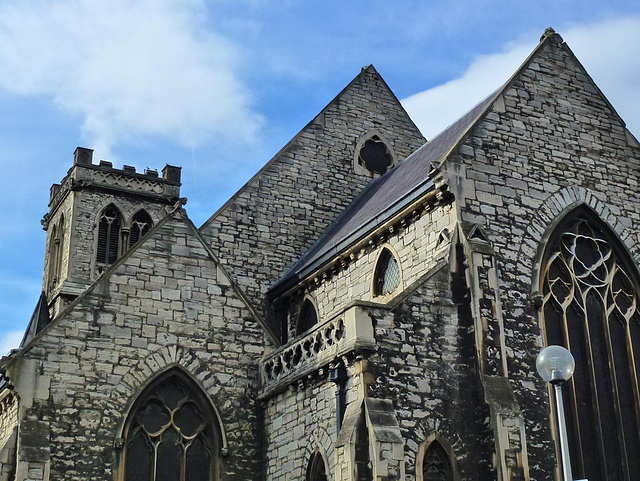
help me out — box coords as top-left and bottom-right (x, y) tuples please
(1, 28), (639, 481)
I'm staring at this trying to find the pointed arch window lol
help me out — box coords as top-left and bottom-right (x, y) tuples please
(541, 209), (640, 481)
(373, 248), (401, 297)
(120, 369), (221, 481)
(306, 451), (328, 481)
(296, 299), (319, 336)
(96, 205), (121, 265)
(422, 442), (452, 481)
(129, 210), (153, 248)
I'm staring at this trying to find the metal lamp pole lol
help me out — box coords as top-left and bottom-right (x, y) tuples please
(536, 345), (576, 481)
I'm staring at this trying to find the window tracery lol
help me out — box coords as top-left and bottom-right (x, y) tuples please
(120, 369), (220, 481)
(422, 441), (452, 481)
(129, 210), (153, 248)
(541, 210), (640, 480)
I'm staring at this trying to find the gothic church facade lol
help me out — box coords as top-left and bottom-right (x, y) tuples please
(1, 29), (639, 481)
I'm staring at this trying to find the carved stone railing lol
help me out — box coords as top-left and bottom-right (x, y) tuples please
(259, 305), (376, 398)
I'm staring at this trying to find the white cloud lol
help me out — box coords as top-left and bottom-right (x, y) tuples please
(0, 0), (263, 155)
(0, 331), (24, 356)
(403, 17), (640, 140)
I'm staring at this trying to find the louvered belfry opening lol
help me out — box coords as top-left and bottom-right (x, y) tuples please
(374, 249), (400, 296)
(97, 205), (121, 265)
(542, 208), (640, 481)
(423, 441), (452, 481)
(122, 369), (220, 481)
(129, 210), (153, 248)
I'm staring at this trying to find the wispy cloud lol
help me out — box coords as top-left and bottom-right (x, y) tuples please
(0, 0), (263, 156)
(403, 17), (640, 140)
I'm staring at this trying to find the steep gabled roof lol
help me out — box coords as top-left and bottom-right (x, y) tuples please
(269, 28), (578, 297)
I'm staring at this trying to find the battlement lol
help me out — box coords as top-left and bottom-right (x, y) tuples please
(48, 147), (182, 212)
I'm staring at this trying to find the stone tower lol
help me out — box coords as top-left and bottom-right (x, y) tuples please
(40, 147), (182, 318)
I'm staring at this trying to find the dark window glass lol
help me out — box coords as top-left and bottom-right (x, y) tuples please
(374, 249), (400, 296)
(357, 135), (393, 175)
(423, 442), (452, 481)
(296, 300), (318, 336)
(122, 370), (219, 481)
(97, 206), (121, 265)
(130, 210), (153, 247)
(306, 452), (328, 481)
(542, 211), (640, 480)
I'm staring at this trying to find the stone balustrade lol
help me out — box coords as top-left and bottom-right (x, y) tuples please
(259, 305), (376, 398)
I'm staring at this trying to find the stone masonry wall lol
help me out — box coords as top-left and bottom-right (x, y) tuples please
(444, 34), (640, 480)
(368, 271), (495, 480)
(264, 364), (362, 481)
(201, 67), (425, 340)
(9, 211), (266, 480)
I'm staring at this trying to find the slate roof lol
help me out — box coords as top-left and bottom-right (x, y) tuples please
(269, 88), (501, 296)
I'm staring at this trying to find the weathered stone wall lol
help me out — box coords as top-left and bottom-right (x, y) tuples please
(263, 363), (363, 481)
(0, 392), (18, 481)
(200, 66), (426, 340)
(368, 271), (494, 480)
(8, 212), (266, 480)
(442, 34), (640, 480)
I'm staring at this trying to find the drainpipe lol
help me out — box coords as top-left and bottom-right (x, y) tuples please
(329, 362), (348, 431)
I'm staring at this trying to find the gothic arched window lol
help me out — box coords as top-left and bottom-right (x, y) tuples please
(96, 205), (122, 266)
(422, 441), (453, 481)
(541, 209), (640, 480)
(306, 451), (328, 481)
(296, 299), (319, 336)
(373, 248), (401, 297)
(120, 369), (221, 481)
(129, 210), (153, 248)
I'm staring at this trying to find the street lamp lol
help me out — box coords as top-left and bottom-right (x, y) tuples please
(536, 345), (575, 481)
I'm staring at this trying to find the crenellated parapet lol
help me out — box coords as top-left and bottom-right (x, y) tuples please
(46, 147), (181, 220)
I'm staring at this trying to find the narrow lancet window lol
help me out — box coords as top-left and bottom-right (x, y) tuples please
(296, 299), (319, 336)
(423, 441), (453, 481)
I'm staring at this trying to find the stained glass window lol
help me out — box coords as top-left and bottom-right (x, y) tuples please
(122, 370), (219, 481)
(374, 249), (400, 296)
(423, 442), (452, 481)
(542, 210), (640, 480)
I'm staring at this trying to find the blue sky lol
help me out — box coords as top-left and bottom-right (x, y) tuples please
(1, 1), (640, 353)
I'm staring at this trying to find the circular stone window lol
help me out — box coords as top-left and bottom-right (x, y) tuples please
(355, 133), (396, 176)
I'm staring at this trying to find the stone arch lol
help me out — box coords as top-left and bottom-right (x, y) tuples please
(302, 426), (333, 478)
(411, 417), (464, 478)
(113, 365), (225, 481)
(104, 345), (228, 456)
(526, 186), (636, 297)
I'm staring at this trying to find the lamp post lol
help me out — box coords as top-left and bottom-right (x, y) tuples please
(536, 345), (575, 481)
